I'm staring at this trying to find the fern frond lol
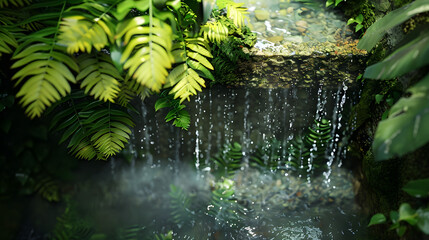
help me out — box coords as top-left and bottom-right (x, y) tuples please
(34, 175), (59, 202)
(0, 26), (18, 57)
(51, 93), (134, 160)
(11, 43), (78, 118)
(200, 21), (228, 44)
(169, 184), (192, 225)
(226, 2), (249, 28)
(167, 37), (213, 102)
(0, 0), (30, 8)
(76, 53), (122, 102)
(211, 142), (242, 177)
(59, 2), (117, 54)
(155, 91), (190, 130)
(116, 15), (174, 92)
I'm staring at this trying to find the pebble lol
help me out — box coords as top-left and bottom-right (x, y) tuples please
(254, 10), (270, 21)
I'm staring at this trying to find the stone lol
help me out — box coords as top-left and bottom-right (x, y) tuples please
(295, 20), (308, 29)
(284, 36), (303, 43)
(267, 35), (284, 43)
(296, 27), (306, 33)
(279, 9), (287, 16)
(287, 7), (294, 14)
(254, 10), (270, 21)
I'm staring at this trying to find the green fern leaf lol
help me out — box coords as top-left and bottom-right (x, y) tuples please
(11, 43), (78, 118)
(167, 38), (212, 102)
(0, 0), (30, 8)
(116, 15), (174, 92)
(226, 2), (249, 28)
(59, 2), (116, 54)
(51, 94), (134, 160)
(0, 26), (18, 57)
(200, 21), (229, 44)
(76, 53), (122, 102)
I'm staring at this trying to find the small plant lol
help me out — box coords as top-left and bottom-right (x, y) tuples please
(325, 0), (343, 8)
(347, 14), (364, 32)
(155, 90), (191, 130)
(210, 142), (243, 177)
(368, 178), (429, 237)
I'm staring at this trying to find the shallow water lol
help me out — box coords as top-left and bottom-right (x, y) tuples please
(16, 83), (368, 239)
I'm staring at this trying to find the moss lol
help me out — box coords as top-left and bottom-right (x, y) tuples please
(341, 0), (376, 30)
(403, 12), (429, 33)
(393, 0), (413, 8)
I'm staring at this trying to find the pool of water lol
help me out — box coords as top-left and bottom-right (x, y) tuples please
(16, 84), (368, 239)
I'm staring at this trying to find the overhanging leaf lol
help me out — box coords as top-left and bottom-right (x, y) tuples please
(364, 29), (429, 80)
(373, 73), (429, 161)
(358, 0), (429, 51)
(402, 178), (429, 198)
(417, 207), (429, 234)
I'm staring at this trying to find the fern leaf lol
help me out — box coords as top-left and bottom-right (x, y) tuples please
(116, 15), (174, 92)
(226, 2), (249, 28)
(200, 21), (229, 44)
(51, 94), (134, 160)
(76, 53), (122, 102)
(0, 26), (18, 57)
(34, 175), (59, 202)
(0, 0), (30, 8)
(169, 184), (192, 225)
(167, 38), (212, 102)
(59, 2), (116, 54)
(11, 43), (78, 118)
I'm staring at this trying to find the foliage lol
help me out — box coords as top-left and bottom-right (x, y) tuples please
(169, 184), (193, 225)
(368, 178), (429, 236)
(155, 90), (190, 130)
(356, 0), (429, 161)
(347, 14), (364, 32)
(326, 0), (343, 8)
(117, 224), (146, 240)
(0, 0), (253, 160)
(200, 3), (256, 84)
(249, 119), (332, 176)
(210, 142), (243, 177)
(50, 197), (94, 240)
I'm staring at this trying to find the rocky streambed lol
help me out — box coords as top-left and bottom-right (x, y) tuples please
(233, 0), (368, 87)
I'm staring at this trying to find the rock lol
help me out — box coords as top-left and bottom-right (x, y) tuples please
(284, 36), (303, 43)
(287, 7), (294, 14)
(267, 35), (284, 43)
(296, 27), (306, 33)
(279, 9), (288, 16)
(295, 20), (308, 29)
(254, 10), (270, 21)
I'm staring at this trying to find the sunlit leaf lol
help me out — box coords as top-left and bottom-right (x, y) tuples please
(399, 203), (418, 226)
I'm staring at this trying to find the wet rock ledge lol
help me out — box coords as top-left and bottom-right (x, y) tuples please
(230, 0), (368, 88)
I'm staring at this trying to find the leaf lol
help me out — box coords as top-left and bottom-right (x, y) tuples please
(373, 73), (429, 160)
(11, 43), (77, 118)
(355, 14), (364, 24)
(226, 2), (249, 28)
(402, 178), (429, 198)
(0, 26), (18, 57)
(76, 53), (122, 102)
(200, 21), (229, 44)
(399, 203), (418, 226)
(364, 29), (429, 80)
(358, 0), (429, 51)
(396, 225), (407, 237)
(368, 213), (387, 226)
(116, 16), (174, 92)
(417, 207), (429, 234)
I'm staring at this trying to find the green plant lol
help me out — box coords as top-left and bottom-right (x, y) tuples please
(326, 0), (343, 8)
(368, 178), (429, 237)
(50, 196), (94, 240)
(357, 0), (429, 161)
(347, 14), (364, 32)
(210, 142), (243, 177)
(169, 184), (193, 225)
(155, 90), (191, 130)
(0, 0), (253, 160)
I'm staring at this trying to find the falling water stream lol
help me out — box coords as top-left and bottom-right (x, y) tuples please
(16, 0), (372, 238)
